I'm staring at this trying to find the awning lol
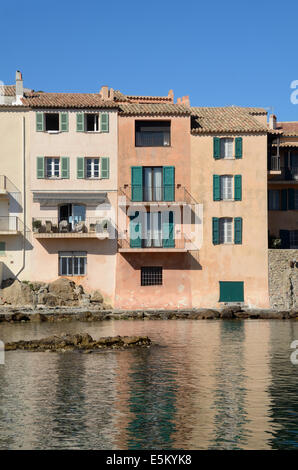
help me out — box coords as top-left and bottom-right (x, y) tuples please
(32, 191), (107, 207)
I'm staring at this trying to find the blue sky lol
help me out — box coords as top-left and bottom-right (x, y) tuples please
(1, 0), (298, 121)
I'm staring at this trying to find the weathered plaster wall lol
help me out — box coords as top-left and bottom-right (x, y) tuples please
(269, 249), (298, 310)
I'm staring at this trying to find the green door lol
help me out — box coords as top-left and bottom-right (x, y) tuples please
(219, 281), (244, 302)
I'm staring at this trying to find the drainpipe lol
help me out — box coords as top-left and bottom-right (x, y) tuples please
(15, 115), (26, 278)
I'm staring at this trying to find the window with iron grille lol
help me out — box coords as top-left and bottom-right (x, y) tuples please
(59, 251), (87, 276)
(141, 266), (162, 286)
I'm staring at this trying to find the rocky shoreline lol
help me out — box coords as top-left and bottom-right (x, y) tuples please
(0, 305), (297, 323)
(5, 333), (151, 352)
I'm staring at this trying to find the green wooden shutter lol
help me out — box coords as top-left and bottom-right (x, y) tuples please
(234, 175), (242, 201)
(235, 137), (243, 159)
(219, 281), (244, 302)
(37, 157), (44, 179)
(213, 137), (221, 159)
(0, 242), (6, 256)
(77, 157), (85, 179)
(280, 230), (290, 248)
(212, 217), (219, 245)
(234, 217), (243, 244)
(131, 167), (143, 202)
(129, 211), (142, 248)
(213, 175), (221, 201)
(281, 189), (287, 211)
(162, 211), (175, 248)
(101, 157), (110, 179)
(60, 112), (68, 132)
(100, 113), (109, 132)
(288, 188), (295, 210)
(36, 112), (44, 132)
(163, 166), (175, 201)
(76, 113), (85, 132)
(61, 157), (69, 179)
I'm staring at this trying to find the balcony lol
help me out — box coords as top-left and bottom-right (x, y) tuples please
(0, 216), (22, 235)
(33, 217), (111, 239)
(119, 185), (197, 206)
(118, 233), (189, 253)
(268, 156), (281, 175)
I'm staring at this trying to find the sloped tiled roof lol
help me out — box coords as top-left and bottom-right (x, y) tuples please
(275, 121), (298, 136)
(191, 106), (267, 133)
(0, 85), (16, 96)
(21, 92), (118, 109)
(118, 102), (191, 116)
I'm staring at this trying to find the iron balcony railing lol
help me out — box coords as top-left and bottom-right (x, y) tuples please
(119, 185), (198, 205)
(32, 217), (111, 235)
(281, 166), (298, 180)
(118, 233), (187, 250)
(270, 155), (281, 171)
(0, 216), (22, 232)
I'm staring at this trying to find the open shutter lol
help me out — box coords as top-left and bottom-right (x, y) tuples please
(131, 166), (143, 202)
(36, 112), (44, 132)
(77, 157), (85, 179)
(37, 157), (44, 179)
(0, 242), (5, 256)
(234, 217), (243, 244)
(163, 166), (175, 201)
(76, 113), (84, 132)
(60, 112), (68, 132)
(213, 175), (221, 201)
(162, 211), (175, 248)
(281, 189), (288, 211)
(213, 137), (221, 159)
(235, 138), (243, 159)
(100, 113), (109, 132)
(61, 157), (69, 179)
(101, 157), (110, 179)
(212, 217), (219, 245)
(234, 175), (242, 201)
(129, 211), (142, 248)
(288, 188), (295, 210)
(280, 230), (290, 248)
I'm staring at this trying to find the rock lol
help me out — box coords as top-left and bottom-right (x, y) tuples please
(38, 292), (64, 307)
(48, 278), (76, 302)
(0, 280), (34, 306)
(196, 309), (220, 319)
(30, 313), (48, 322)
(29, 282), (47, 292)
(90, 290), (104, 303)
(10, 312), (30, 322)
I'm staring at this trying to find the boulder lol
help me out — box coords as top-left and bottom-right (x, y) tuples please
(30, 313), (48, 322)
(38, 292), (64, 307)
(0, 280), (34, 306)
(48, 278), (76, 302)
(197, 309), (220, 319)
(10, 312), (30, 322)
(90, 290), (104, 303)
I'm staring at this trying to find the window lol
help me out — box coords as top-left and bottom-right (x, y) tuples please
(86, 158), (100, 178)
(45, 113), (60, 131)
(144, 167), (163, 201)
(131, 166), (175, 202)
(220, 175), (233, 200)
(219, 217), (233, 244)
(46, 157), (60, 178)
(59, 204), (86, 231)
(141, 266), (162, 286)
(135, 121), (170, 147)
(219, 281), (244, 302)
(268, 189), (280, 210)
(143, 212), (162, 248)
(221, 138), (234, 159)
(290, 231), (298, 248)
(86, 114), (99, 132)
(59, 252), (87, 276)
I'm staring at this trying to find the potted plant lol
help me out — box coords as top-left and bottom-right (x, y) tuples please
(32, 219), (42, 233)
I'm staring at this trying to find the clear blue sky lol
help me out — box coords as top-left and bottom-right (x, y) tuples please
(2, 0), (298, 121)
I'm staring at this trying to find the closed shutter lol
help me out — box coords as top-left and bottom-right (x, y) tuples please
(213, 175), (221, 201)
(234, 175), (242, 201)
(37, 157), (44, 179)
(77, 157), (85, 179)
(61, 157), (69, 179)
(281, 189), (288, 211)
(234, 217), (243, 244)
(36, 112), (44, 132)
(219, 281), (244, 302)
(101, 157), (110, 179)
(162, 211), (175, 248)
(60, 112), (68, 132)
(213, 137), (221, 159)
(235, 137), (243, 159)
(212, 217), (219, 245)
(163, 166), (175, 201)
(100, 113), (109, 132)
(131, 166), (143, 201)
(130, 211), (142, 248)
(0, 242), (6, 256)
(76, 113), (85, 132)
(288, 188), (295, 210)
(280, 230), (290, 248)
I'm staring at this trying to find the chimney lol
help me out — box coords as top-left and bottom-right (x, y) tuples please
(168, 89), (174, 102)
(269, 114), (277, 130)
(108, 87), (114, 101)
(100, 85), (109, 100)
(14, 70), (23, 104)
(181, 95), (190, 107)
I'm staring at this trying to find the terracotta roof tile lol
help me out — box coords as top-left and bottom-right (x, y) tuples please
(0, 85), (15, 96)
(191, 106), (267, 133)
(21, 92), (118, 109)
(275, 121), (298, 136)
(119, 103), (191, 116)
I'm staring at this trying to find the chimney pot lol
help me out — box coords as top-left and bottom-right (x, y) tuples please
(14, 70), (23, 105)
(269, 114), (277, 130)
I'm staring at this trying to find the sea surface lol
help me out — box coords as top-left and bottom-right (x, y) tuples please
(0, 319), (297, 450)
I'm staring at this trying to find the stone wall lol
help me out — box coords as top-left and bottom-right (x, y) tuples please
(269, 249), (298, 310)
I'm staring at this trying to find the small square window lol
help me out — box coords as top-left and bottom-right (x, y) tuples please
(86, 114), (99, 132)
(141, 266), (162, 286)
(45, 113), (59, 131)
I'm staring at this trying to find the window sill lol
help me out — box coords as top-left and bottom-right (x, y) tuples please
(46, 130), (60, 134)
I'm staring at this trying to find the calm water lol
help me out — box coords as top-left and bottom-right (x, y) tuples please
(0, 319), (298, 450)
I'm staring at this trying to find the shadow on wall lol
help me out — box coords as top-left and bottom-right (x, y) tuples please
(120, 252), (202, 271)
(36, 237), (118, 256)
